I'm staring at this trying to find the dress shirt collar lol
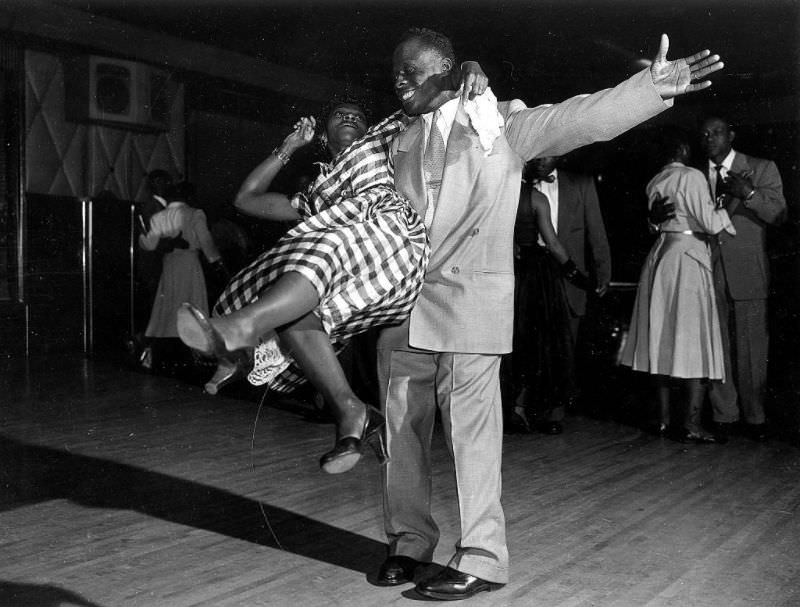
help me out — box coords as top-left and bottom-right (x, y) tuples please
(708, 149), (736, 173)
(422, 97), (459, 144)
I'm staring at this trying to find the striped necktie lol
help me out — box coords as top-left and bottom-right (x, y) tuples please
(423, 110), (445, 223)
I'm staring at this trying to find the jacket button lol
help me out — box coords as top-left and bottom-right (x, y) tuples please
(451, 266), (460, 274)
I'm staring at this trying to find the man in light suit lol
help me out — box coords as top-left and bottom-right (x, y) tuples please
(701, 115), (786, 442)
(523, 156), (611, 434)
(375, 27), (723, 600)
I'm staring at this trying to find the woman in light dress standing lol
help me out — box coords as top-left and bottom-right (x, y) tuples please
(140, 182), (223, 342)
(621, 128), (735, 443)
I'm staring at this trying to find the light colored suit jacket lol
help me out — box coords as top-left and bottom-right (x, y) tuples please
(712, 151), (786, 300)
(381, 68), (669, 354)
(555, 170), (611, 317)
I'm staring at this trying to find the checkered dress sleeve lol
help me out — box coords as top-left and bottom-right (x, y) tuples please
(213, 111), (429, 392)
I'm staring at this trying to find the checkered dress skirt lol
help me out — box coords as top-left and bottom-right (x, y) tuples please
(214, 112), (429, 392)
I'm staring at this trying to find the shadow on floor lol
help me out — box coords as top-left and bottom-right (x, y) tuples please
(0, 435), (385, 574)
(0, 581), (104, 607)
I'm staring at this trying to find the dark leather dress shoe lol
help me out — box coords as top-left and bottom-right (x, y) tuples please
(505, 411), (532, 434)
(653, 422), (670, 437)
(676, 429), (725, 444)
(376, 555), (421, 586)
(744, 423), (769, 442)
(538, 421), (564, 435)
(415, 566), (503, 600)
(713, 421), (738, 438)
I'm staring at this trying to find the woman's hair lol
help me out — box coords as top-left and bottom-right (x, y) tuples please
(656, 126), (691, 166)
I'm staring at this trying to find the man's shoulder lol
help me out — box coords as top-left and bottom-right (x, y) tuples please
(735, 151), (773, 170)
(497, 99), (527, 118)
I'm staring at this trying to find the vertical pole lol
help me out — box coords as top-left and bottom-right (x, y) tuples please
(130, 201), (136, 338)
(80, 196), (94, 357)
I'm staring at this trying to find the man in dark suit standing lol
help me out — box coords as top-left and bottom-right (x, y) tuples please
(701, 116), (786, 441)
(525, 156), (611, 434)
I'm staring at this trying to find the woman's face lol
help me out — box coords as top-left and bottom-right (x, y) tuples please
(325, 103), (368, 155)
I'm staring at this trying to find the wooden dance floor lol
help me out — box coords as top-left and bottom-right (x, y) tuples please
(1, 356), (799, 607)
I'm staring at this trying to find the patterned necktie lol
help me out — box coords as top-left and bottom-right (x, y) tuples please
(714, 165), (725, 196)
(714, 164), (726, 208)
(424, 110), (445, 218)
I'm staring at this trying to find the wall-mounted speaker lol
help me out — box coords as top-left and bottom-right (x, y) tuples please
(65, 55), (175, 132)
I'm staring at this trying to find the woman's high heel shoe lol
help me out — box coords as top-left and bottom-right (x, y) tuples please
(320, 406), (388, 474)
(177, 303), (229, 358)
(177, 304), (251, 384)
(204, 357), (250, 395)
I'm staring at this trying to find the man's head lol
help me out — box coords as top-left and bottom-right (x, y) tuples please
(527, 157), (560, 181)
(323, 101), (369, 156)
(700, 116), (735, 164)
(392, 28), (457, 116)
(169, 180), (196, 204)
(147, 169), (173, 198)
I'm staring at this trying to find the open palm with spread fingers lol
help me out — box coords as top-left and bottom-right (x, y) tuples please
(650, 33), (724, 99)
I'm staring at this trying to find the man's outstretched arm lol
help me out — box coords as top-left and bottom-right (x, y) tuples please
(504, 34), (724, 160)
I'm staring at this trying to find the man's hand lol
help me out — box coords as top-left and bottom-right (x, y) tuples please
(457, 61), (489, 103)
(724, 170), (755, 200)
(595, 281), (609, 298)
(649, 194), (675, 225)
(650, 34), (724, 99)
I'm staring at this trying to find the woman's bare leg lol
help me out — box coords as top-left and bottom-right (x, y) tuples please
(279, 313), (367, 439)
(179, 272), (319, 355)
(655, 374), (671, 430)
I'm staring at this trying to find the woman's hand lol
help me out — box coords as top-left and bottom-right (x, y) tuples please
(281, 116), (317, 154)
(457, 61), (488, 103)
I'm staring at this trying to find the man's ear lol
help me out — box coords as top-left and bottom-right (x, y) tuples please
(441, 57), (454, 73)
(729, 129), (736, 145)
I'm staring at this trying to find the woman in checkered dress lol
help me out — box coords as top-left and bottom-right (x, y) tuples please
(177, 101), (428, 474)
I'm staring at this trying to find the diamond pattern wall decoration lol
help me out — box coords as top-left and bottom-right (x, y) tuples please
(25, 50), (185, 201)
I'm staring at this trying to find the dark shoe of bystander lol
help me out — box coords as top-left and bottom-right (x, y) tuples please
(743, 423), (769, 442)
(538, 421), (564, 435)
(676, 429), (726, 444)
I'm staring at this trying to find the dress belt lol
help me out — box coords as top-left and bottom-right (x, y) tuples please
(662, 230), (710, 243)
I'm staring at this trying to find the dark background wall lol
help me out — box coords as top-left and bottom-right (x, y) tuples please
(0, 1), (798, 437)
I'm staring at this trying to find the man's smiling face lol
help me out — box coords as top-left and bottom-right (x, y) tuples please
(392, 37), (452, 116)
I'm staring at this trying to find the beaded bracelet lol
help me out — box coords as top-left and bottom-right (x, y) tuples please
(272, 147), (291, 166)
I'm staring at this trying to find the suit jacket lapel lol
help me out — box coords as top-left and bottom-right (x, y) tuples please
(427, 106), (483, 253)
(394, 118), (427, 216)
(731, 152), (751, 177)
